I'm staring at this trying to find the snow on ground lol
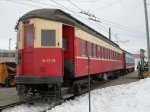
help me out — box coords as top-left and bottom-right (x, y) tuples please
(49, 78), (150, 112)
(3, 78), (150, 112)
(2, 102), (50, 112)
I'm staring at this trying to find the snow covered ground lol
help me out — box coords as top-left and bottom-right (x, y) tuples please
(3, 78), (150, 112)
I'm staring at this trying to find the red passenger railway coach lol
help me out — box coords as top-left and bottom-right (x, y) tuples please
(15, 9), (135, 100)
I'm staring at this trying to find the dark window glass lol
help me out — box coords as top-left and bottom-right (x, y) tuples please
(103, 48), (105, 59)
(82, 40), (86, 56)
(106, 48), (107, 59)
(101, 47), (103, 59)
(41, 30), (56, 46)
(120, 54), (122, 60)
(26, 29), (33, 46)
(8, 53), (15, 57)
(109, 50), (111, 59)
(98, 46), (100, 57)
(89, 42), (92, 57)
(2, 53), (8, 57)
(63, 38), (68, 50)
(112, 51), (114, 60)
(108, 49), (110, 59)
(109, 49), (111, 59)
(0, 53), (2, 57)
(112, 51), (113, 59)
(93, 44), (97, 58)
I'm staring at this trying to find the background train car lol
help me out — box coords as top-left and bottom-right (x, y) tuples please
(0, 50), (16, 63)
(15, 9), (133, 100)
(122, 50), (135, 73)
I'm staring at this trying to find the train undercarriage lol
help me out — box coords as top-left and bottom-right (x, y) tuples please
(15, 68), (134, 103)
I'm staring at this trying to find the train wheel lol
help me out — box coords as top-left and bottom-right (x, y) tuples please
(5, 75), (15, 87)
(73, 84), (82, 96)
(114, 72), (119, 79)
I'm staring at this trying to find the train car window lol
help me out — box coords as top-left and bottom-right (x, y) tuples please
(103, 47), (105, 59)
(100, 46), (102, 58)
(41, 30), (56, 46)
(116, 53), (118, 60)
(26, 29), (33, 46)
(82, 40), (86, 56)
(113, 51), (115, 60)
(109, 50), (111, 59)
(110, 50), (111, 59)
(112, 51), (114, 60)
(118, 53), (120, 60)
(98, 46), (100, 58)
(89, 42), (92, 57)
(63, 37), (68, 50)
(108, 49), (110, 59)
(101, 47), (103, 59)
(2, 53), (8, 57)
(93, 44), (97, 58)
(106, 48), (108, 59)
(8, 53), (15, 57)
(116, 52), (118, 60)
(105, 48), (106, 59)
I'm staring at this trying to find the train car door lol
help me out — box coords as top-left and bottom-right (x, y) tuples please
(22, 25), (34, 75)
(62, 25), (74, 75)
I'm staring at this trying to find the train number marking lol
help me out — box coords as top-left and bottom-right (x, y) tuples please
(42, 59), (56, 63)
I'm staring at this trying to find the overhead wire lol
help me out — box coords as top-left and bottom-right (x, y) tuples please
(95, 16), (145, 35)
(48, 0), (78, 13)
(49, 0), (95, 2)
(94, 0), (123, 11)
(6, 0), (143, 35)
(6, 0), (108, 34)
(66, 0), (82, 11)
(5, 0), (145, 39)
(27, 0), (62, 9)
(5, 0), (43, 8)
(100, 21), (144, 36)
(65, 0), (144, 35)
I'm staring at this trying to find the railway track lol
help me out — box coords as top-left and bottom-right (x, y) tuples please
(1, 72), (138, 112)
(0, 80), (108, 112)
(0, 102), (24, 112)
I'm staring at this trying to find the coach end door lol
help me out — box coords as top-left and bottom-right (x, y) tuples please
(23, 25), (34, 75)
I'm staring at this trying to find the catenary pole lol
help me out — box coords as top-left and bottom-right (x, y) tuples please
(9, 38), (12, 50)
(109, 27), (111, 40)
(88, 56), (91, 112)
(143, 0), (150, 75)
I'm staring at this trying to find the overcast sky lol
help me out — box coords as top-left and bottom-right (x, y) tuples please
(0, 0), (150, 54)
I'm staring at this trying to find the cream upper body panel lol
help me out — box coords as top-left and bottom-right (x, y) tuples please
(75, 28), (122, 54)
(17, 18), (62, 49)
(17, 18), (121, 54)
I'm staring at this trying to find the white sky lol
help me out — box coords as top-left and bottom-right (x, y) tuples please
(0, 0), (150, 54)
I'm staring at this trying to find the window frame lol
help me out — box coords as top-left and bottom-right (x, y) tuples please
(88, 42), (93, 57)
(82, 40), (87, 56)
(41, 29), (56, 46)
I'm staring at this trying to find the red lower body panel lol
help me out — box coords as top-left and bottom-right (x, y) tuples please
(17, 48), (63, 77)
(75, 58), (123, 77)
(126, 63), (135, 69)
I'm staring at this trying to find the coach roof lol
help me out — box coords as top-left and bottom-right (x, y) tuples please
(18, 9), (120, 48)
